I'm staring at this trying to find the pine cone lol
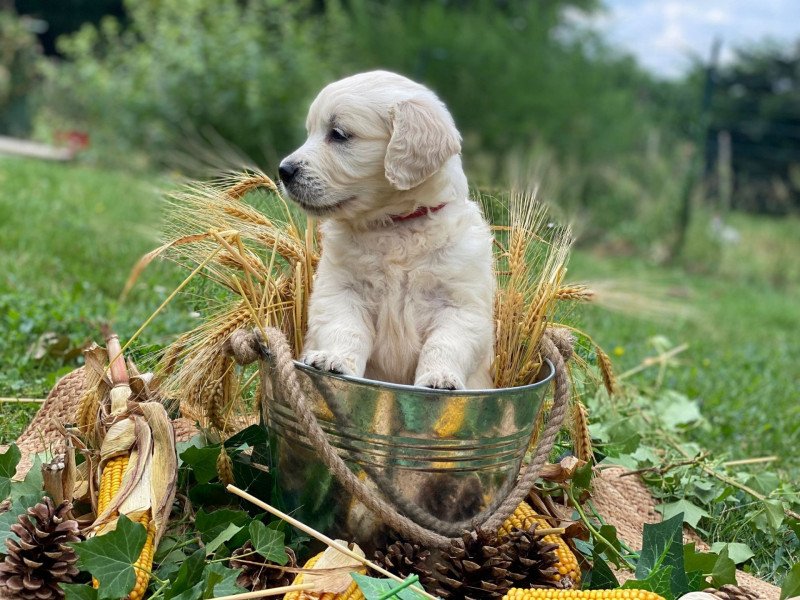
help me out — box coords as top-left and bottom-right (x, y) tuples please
(504, 526), (564, 588)
(374, 540), (437, 590)
(702, 585), (759, 600)
(0, 497), (82, 600)
(431, 529), (516, 600)
(230, 541), (297, 591)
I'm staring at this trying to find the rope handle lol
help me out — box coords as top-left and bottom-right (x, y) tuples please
(228, 327), (571, 549)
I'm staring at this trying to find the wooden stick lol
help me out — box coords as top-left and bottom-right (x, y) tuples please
(0, 397), (45, 404)
(226, 485), (440, 600)
(618, 343), (689, 381)
(208, 583), (314, 600)
(723, 456), (778, 467)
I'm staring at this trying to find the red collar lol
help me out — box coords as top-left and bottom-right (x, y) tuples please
(390, 203), (447, 223)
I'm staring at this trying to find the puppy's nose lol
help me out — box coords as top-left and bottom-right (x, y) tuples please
(278, 161), (300, 185)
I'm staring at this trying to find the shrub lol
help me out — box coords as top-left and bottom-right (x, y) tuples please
(36, 0), (330, 166)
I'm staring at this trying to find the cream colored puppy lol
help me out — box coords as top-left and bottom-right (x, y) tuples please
(279, 71), (494, 389)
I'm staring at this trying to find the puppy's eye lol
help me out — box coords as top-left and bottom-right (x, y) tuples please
(328, 128), (350, 143)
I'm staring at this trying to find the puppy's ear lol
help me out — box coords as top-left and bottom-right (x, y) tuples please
(385, 96), (461, 191)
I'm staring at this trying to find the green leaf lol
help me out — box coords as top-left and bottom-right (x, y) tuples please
(622, 566), (675, 600)
(762, 499), (785, 531)
(165, 548), (206, 600)
(683, 543), (718, 575)
(180, 445), (222, 484)
(746, 472), (781, 496)
(351, 573), (427, 600)
(656, 499), (710, 529)
(586, 552), (620, 589)
(636, 513), (689, 598)
(205, 523), (243, 555)
(592, 523), (623, 565)
(224, 424), (267, 448)
(0, 444), (21, 497)
(780, 563), (800, 600)
(709, 547), (737, 588)
(571, 461), (593, 494)
(658, 391), (702, 429)
(709, 542), (754, 565)
(70, 514), (147, 600)
(60, 584), (99, 600)
(201, 562), (245, 598)
(249, 520), (289, 565)
(195, 508), (250, 543)
(0, 494), (39, 548)
(189, 483), (235, 507)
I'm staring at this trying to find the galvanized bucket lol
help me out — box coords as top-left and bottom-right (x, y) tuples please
(263, 359), (554, 550)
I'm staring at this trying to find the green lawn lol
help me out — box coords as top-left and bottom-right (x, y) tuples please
(1, 156), (798, 480)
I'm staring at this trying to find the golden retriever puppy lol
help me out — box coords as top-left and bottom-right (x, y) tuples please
(279, 71), (493, 389)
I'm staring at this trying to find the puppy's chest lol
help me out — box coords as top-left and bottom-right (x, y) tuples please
(339, 231), (449, 333)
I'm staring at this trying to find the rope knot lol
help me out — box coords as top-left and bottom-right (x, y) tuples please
(225, 328), (261, 365)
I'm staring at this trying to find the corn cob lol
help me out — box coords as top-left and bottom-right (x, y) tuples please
(96, 455), (129, 515)
(284, 552), (365, 600)
(500, 501), (581, 587)
(130, 512), (156, 600)
(504, 590), (665, 600)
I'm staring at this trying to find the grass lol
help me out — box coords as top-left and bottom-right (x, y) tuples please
(0, 157), (194, 441)
(2, 157), (798, 474)
(0, 156), (797, 584)
(568, 219), (800, 480)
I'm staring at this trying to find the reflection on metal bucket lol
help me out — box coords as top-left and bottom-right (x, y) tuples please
(264, 360), (554, 550)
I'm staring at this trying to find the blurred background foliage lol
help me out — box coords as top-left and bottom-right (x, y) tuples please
(3, 0), (797, 256)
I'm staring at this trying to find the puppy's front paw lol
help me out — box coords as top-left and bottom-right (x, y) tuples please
(415, 371), (465, 391)
(302, 350), (356, 376)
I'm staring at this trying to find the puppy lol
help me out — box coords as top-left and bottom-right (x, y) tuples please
(279, 71), (494, 390)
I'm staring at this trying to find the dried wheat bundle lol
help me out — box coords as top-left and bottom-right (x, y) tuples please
(128, 170), (318, 430)
(490, 191), (575, 388)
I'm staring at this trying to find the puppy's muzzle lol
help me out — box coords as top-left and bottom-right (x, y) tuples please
(278, 160), (301, 185)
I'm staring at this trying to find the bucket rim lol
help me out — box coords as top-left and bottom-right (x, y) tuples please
(292, 358), (555, 397)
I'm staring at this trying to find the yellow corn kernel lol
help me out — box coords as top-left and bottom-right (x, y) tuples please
(284, 552), (366, 600)
(97, 455), (129, 515)
(503, 589), (665, 600)
(499, 502), (582, 587)
(129, 511), (156, 600)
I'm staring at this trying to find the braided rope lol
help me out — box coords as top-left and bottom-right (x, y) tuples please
(230, 326), (570, 548)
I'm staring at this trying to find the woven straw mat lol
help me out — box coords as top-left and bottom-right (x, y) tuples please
(0, 371), (783, 599)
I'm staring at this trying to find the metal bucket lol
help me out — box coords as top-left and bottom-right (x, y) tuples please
(263, 360), (554, 550)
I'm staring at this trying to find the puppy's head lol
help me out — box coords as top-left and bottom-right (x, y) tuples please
(279, 71), (461, 220)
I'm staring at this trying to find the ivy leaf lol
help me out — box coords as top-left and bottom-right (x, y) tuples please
(249, 520), (289, 565)
(592, 524), (624, 566)
(70, 514), (147, 600)
(195, 508), (250, 543)
(571, 461), (593, 494)
(0, 444), (21, 497)
(658, 391), (702, 429)
(709, 547), (737, 588)
(0, 494), (40, 548)
(683, 543), (718, 575)
(762, 499), (785, 531)
(60, 584), (99, 600)
(165, 548), (206, 600)
(586, 552), (620, 589)
(224, 425), (267, 448)
(636, 513), (689, 598)
(205, 523), (243, 555)
(622, 566), (675, 600)
(351, 573), (427, 600)
(180, 446), (222, 484)
(201, 562), (246, 598)
(656, 499), (710, 529)
(780, 563), (800, 600)
(709, 542), (754, 565)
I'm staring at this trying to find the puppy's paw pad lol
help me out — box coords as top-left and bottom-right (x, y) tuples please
(415, 371), (464, 391)
(302, 351), (355, 376)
